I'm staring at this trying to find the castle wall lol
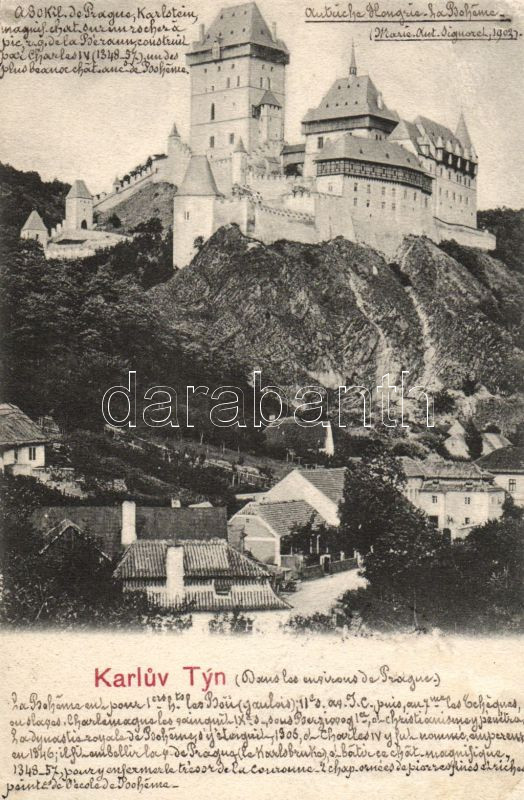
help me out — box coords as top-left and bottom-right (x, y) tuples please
(434, 218), (496, 250)
(253, 203), (317, 245)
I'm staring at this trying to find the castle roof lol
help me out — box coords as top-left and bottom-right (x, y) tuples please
(67, 180), (92, 200)
(415, 116), (468, 154)
(455, 111), (473, 149)
(257, 89), (282, 108)
(169, 121), (180, 137)
(315, 134), (427, 174)
(302, 74), (399, 126)
(21, 210), (47, 232)
(190, 3), (288, 59)
(234, 136), (247, 153)
(177, 155), (223, 197)
(388, 118), (425, 152)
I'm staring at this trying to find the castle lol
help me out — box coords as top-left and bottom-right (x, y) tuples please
(21, 2), (496, 264)
(171, 2), (495, 265)
(21, 180), (127, 259)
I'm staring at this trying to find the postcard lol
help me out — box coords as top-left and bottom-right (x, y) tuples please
(0, 0), (523, 796)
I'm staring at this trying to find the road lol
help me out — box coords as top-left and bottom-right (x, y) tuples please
(284, 568), (366, 617)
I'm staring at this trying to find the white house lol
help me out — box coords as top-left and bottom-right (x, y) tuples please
(0, 404), (49, 477)
(476, 446), (524, 508)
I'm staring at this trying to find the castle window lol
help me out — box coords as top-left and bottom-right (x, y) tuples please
(353, 197), (357, 206)
(464, 517), (471, 525)
(317, 136), (324, 149)
(211, 85), (215, 91)
(367, 185), (371, 193)
(229, 133), (234, 144)
(432, 496), (438, 503)
(231, 63), (235, 68)
(184, 211), (190, 220)
(391, 187), (395, 195)
(366, 199), (370, 207)
(509, 479), (516, 492)
(381, 202), (385, 209)
(354, 183), (358, 192)
(217, 65), (221, 72)
(381, 187), (385, 196)
(237, 76), (240, 86)
(267, 77), (271, 89)
(465, 497), (471, 505)
(260, 78), (263, 87)
(209, 136), (215, 148)
(392, 203), (396, 211)
(227, 77), (230, 88)
(210, 103), (215, 120)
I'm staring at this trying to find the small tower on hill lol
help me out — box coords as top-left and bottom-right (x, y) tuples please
(173, 155), (223, 268)
(65, 180), (93, 231)
(21, 210), (48, 244)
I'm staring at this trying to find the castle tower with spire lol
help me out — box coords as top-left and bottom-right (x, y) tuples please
(173, 154), (223, 268)
(186, 2), (289, 160)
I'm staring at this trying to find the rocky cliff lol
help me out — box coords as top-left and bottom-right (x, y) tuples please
(152, 226), (523, 411)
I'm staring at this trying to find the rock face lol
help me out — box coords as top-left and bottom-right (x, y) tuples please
(151, 226), (524, 403)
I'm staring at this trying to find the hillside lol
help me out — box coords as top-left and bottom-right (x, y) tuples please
(96, 182), (176, 233)
(0, 162), (69, 236)
(152, 226), (524, 410)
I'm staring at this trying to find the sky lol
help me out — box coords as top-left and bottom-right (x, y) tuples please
(1, 0), (523, 209)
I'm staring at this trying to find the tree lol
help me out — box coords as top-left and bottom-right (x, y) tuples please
(338, 447), (407, 555)
(464, 419), (483, 460)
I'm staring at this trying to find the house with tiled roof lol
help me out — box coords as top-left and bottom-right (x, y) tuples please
(228, 498), (323, 565)
(477, 446), (524, 507)
(0, 404), (49, 477)
(32, 500), (227, 559)
(400, 457), (504, 538)
(114, 538), (289, 612)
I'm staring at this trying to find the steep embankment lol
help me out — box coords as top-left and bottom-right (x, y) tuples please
(152, 226), (524, 402)
(96, 182), (175, 232)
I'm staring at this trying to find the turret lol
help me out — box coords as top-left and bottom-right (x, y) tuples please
(232, 137), (247, 185)
(455, 110), (473, 150)
(21, 210), (48, 244)
(349, 41), (357, 76)
(173, 155), (222, 268)
(65, 180), (93, 231)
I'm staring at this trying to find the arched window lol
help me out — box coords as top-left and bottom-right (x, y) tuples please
(210, 103), (215, 120)
(81, 219), (87, 229)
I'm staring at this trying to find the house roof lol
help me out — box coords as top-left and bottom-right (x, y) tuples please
(282, 143), (306, 155)
(177, 155), (222, 197)
(242, 499), (323, 539)
(314, 134), (427, 174)
(114, 538), (271, 580)
(67, 180), (92, 200)
(191, 3), (288, 58)
(146, 582), (290, 611)
(31, 505), (228, 559)
(481, 432), (512, 455)
(400, 456), (493, 481)
(298, 467), (347, 505)
(21, 210), (47, 232)
(0, 404), (48, 447)
(303, 74), (399, 125)
(476, 445), (524, 474)
(38, 519), (112, 560)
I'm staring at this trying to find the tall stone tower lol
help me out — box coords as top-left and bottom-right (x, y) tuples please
(65, 180), (93, 231)
(186, 3), (289, 159)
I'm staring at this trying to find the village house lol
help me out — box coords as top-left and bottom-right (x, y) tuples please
(476, 445), (524, 508)
(400, 457), (505, 538)
(113, 538), (289, 612)
(228, 455), (507, 562)
(0, 404), (49, 477)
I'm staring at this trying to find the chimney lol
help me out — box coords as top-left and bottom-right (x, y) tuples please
(121, 500), (136, 546)
(199, 23), (205, 40)
(166, 545), (185, 598)
(271, 22), (277, 41)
